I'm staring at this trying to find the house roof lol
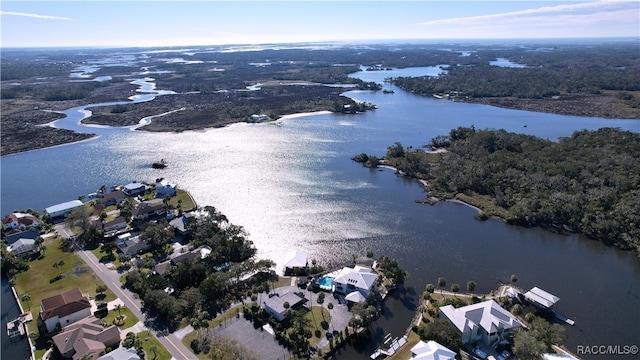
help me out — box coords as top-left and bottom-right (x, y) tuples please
(52, 316), (120, 359)
(333, 265), (377, 292)
(154, 261), (172, 276)
(7, 238), (36, 255)
(262, 292), (304, 316)
(99, 347), (141, 360)
(440, 300), (521, 335)
(44, 200), (84, 215)
(345, 291), (367, 303)
(41, 288), (91, 321)
(2, 213), (40, 227)
(283, 250), (307, 269)
(132, 199), (164, 217)
(410, 340), (457, 360)
(104, 216), (126, 228)
(524, 287), (560, 308)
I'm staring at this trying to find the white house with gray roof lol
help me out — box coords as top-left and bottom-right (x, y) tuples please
(332, 265), (378, 301)
(439, 300), (521, 346)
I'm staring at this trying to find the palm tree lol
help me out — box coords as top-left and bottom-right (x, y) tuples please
(149, 345), (158, 360)
(467, 281), (476, 292)
(21, 293), (31, 310)
(451, 284), (460, 296)
(438, 277), (446, 294)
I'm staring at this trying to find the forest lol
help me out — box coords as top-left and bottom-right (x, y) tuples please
(376, 127), (640, 256)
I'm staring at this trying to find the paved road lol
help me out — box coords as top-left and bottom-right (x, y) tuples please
(55, 224), (195, 359)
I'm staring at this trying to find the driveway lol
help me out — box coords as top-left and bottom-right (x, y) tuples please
(208, 317), (290, 360)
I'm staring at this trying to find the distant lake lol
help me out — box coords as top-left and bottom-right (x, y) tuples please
(490, 58), (528, 68)
(2, 66), (639, 359)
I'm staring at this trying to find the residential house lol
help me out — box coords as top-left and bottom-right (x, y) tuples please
(122, 182), (147, 196)
(262, 292), (305, 322)
(169, 212), (195, 236)
(282, 250), (307, 275)
(439, 300), (521, 346)
(332, 265), (378, 302)
(155, 178), (177, 198)
(115, 234), (150, 257)
(5, 228), (40, 245)
(250, 114), (268, 122)
(409, 340), (456, 360)
(7, 238), (36, 256)
(52, 316), (120, 360)
(102, 216), (127, 234)
(132, 199), (165, 220)
(98, 347), (141, 360)
(95, 190), (126, 207)
(2, 212), (40, 231)
(44, 200), (84, 218)
(40, 288), (92, 333)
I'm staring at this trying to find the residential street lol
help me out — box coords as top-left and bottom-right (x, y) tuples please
(55, 224), (195, 360)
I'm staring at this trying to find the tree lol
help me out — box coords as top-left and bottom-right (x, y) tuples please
(149, 344), (158, 360)
(34, 237), (45, 255)
(511, 303), (523, 316)
(466, 281), (476, 292)
(96, 284), (108, 297)
(513, 329), (546, 360)
(511, 274), (518, 283)
(451, 284), (460, 295)
(415, 318), (462, 352)
(21, 293), (31, 310)
(425, 284), (435, 294)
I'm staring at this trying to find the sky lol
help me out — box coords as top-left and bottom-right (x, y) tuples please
(1, 1), (638, 48)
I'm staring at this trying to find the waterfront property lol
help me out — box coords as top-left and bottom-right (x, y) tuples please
(122, 182), (147, 196)
(409, 340), (456, 360)
(44, 200), (84, 218)
(115, 233), (150, 257)
(439, 300), (521, 347)
(283, 250), (308, 275)
(332, 265), (378, 303)
(524, 287), (560, 310)
(132, 199), (165, 220)
(40, 288), (92, 333)
(2, 212), (40, 231)
(52, 316), (121, 360)
(155, 178), (177, 198)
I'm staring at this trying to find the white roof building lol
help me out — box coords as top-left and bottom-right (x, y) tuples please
(524, 287), (560, 309)
(410, 340), (456, 360)
(44, 200), (84, 218)
(439, 300), (521, 346)
(283, 250), (307, 273)
(332, 265), (378, 300)
(7, 238), (36, 256)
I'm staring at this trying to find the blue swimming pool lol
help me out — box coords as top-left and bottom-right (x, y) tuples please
(317, 276), (334, 289)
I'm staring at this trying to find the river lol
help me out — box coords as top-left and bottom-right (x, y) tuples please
(2, 65), (639, 359)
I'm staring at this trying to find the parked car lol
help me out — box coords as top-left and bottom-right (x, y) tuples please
(498, 350), (511, 360)
(473, 346), (487, 359)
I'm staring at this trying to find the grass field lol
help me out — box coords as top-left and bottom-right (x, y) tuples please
(136, 330), (172, 360)
(169, 189), (196, 211)
(304, 306), (331, 345)
(99, 306), (137, 330)
(14, 235), (116, 358)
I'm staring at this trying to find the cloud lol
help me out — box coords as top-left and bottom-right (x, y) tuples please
(0, 11), (72, 21)
(419, 0), (638, 26)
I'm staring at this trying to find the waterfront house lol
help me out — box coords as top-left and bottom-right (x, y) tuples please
(262, 292), (305, 322)
(122, 182), (147, 196)
(332, 265), (378, 301)
(250, 114), (268, 122)
(7, 238), (36, 256)
(282, 250), (308, 275)
(169, 212), (196, 236)
(44, 200), (84, 218)
(524, 287), (560, 310)
(2, 212), (40, 231)
(52, 316), (120, 360)
(95, 190), (126, 207)
(409, 340), (456, 360)
(132, 199), (165, 220)
(40, 288), (92, 333)
(155, 178), (177, 198)
(439, 300), (521, 346)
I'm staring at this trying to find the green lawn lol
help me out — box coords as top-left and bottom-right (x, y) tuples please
(305, 306), (331, 345)
(99, 306), (137, 330)
(169, 189), (196, 211)
(181, 307), (243, 359)
(136, 330), (172, 360)
(14, 236), (116, 355)
(388, 331), (420, 360)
